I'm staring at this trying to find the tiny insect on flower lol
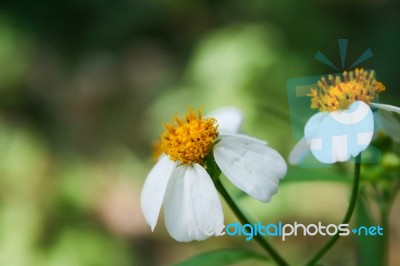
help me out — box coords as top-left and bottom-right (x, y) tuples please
(290, 68), (400, 164)
(141, 107), (287, 242)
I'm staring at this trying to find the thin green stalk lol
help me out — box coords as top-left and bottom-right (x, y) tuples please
(305, 153), (362, 266)
(213, 178), (289, 266)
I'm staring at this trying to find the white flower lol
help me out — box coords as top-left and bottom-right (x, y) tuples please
(141, 107), (287, 242)
(289, 69), (400, 164)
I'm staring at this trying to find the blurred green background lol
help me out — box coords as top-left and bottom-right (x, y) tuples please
(0, 1), (399, 265)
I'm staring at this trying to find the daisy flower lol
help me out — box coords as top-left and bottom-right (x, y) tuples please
(289, 68), (400, 164)
(141, 107), (287, 242)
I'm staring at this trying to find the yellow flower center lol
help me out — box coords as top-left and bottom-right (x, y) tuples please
(309, 68), (385, 112)
(160, 108), (219, 164)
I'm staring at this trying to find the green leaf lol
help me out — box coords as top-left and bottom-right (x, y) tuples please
(175, 249), (268, 266)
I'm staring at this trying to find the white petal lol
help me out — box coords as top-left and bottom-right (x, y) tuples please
(288, 138), (310, 165)
(371, 103), (400, 142)
(163, 163), (224, 242)
(140, 154), (176, 231)
(370, 103), (400, 114)
(377, 108), (400, 142)
(214, 135), (287, 202)
(219, 133), (266, 145)
(305, 101), (374, 164)
(207, 107), (243, 134)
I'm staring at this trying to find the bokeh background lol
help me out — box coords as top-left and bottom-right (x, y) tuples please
(0, 1), (400, 265)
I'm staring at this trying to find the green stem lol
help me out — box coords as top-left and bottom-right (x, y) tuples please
(305, 153), (362, 266)
(214, 178), (289, 266)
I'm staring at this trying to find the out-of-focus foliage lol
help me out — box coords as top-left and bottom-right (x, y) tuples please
(0, 0), (399, 265)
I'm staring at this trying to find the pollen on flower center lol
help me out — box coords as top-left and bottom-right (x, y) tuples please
(160, 108), (219, 164)
(309, 68), (385, 112)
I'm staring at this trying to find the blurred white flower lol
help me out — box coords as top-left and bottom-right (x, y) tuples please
(289, 68), (400, 164)
(141, 107), (287, 242)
